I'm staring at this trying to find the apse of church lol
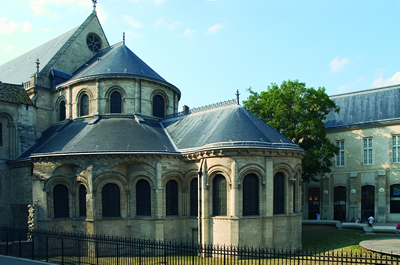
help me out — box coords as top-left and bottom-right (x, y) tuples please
(0, 7), (304, 250)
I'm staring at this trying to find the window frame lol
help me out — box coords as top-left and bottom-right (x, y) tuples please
(80, 94), (89, 117)
(110, 91), (122, 113)
(390, 184), (400, 213)
(336, 140), (345, 167)
(136, 179), (151, 216)
(213, 174), (227, 216)
(242, 173), (259, 216)
(78, 184), (87, 217)
(363, 137), (373, 165)
(190, 178), (198, 217)
(102, 183), (121, 218)
(273, 172), (285, 215)
(152, 95), (165, 118)
(393, 135), (400, 163)
(166, 180), (179, 216)
(53, 184), (69, 219)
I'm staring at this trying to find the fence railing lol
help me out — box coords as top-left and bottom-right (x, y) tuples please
(0, 226), (398, 265)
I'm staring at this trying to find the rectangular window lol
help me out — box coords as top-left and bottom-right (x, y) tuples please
(336, 140), (345, 167)
(363, 138), (373, 165)
(393, 135), (400, 163)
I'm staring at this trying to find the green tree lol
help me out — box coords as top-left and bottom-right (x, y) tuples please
(243, 80), (340, 182)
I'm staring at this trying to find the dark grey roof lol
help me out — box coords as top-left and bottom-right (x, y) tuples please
(163, 104), (301, 153)
(64, 43), (181, 97)
(325, 85), (400, 129)
(0, 26), (78, 84)
(23, 117), (178, 158)
(0, 82), (34, 106)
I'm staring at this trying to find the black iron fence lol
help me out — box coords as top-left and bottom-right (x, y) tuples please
(0, 226), (398, 265)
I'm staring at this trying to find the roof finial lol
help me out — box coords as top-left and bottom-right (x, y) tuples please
(123, 32), (125, 45)
(36, 58), (40, 74)
(235, 89), (240, 105)
(92, 0), (97, 12)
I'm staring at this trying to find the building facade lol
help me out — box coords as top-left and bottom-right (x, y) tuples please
(0, 9), (304, 249)
(304, 85), (400, 223)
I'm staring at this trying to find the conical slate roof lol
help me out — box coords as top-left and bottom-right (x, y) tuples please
(163, 104), (301, 153)
(65, 43), (181, 97)
(20, 103), (301, 159)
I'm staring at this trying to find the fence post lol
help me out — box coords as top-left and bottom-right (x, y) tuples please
(61, 237), (64, 265)
(31, 234), (34, 260)
(18, 231), (21, 257)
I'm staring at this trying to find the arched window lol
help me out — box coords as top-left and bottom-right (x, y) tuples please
(153, 95), (165, 118)
(166, 180), (178, 215)
(273, 172), (285, 214)
(53, 184), (69, 218)
(136, 179), (151, 216)
(213, 174), (227, 216)
(59, 100), (66, 121)
(243, 173), (259, 215)
(102, 183), (120, 217)
(110, 91), (122, 113)
(80, 94), (89, 117)
(334, 186), (346, 221)
(390, 184), (400, 213)
(190, 178), (198, 217)
(79, 184), (86, 217)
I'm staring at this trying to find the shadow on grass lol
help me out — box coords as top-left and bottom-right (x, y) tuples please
(302, 225), (398, 253)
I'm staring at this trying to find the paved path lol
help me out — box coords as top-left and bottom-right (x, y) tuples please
(0, 255), (55, 264)
(359, 238), (400, 256)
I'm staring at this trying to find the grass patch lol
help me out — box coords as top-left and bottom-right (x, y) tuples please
(302, 225), (398, 253)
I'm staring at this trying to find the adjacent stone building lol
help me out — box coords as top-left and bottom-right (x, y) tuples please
(0, 9), (304, 249)
(304, 85), (400, 223)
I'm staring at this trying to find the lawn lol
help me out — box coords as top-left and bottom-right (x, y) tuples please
(302, 225), (398, 252)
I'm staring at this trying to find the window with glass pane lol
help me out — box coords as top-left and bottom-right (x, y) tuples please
(102, 183), (120, 217)
(153, 95), (165, 118)
(79, 184), (86, 217)
(336, 140), (345, 166)
(80, 94), (89, 116)
(53, 184), (69, 218)
(363, 138), (373, 165)
(213, 175), (227, 216)
(166, 180), (178, 215)
(190, 178), (198, 216)
(243, 174), (259, 216)
(110, 91), (122, 113)
(390, 184), (400, 213)
(59, 101), (66, 121)
(393, 136), (400, 163)
(273, 172), (285, 214)
(136, 179), (151, 216)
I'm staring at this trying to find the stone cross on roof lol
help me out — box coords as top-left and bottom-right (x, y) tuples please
(92, 0), (97, 11)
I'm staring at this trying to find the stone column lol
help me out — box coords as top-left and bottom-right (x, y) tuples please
(201, 160), (210, 245)
(85, 165), (95, 235)
(96, 79), (101, 115)
(264, 157), (273, 216)
(68, 85), (73, 119)
(230, 160), (239, 246)
(154, 160), (164, 240)
(377, 171), (387, 222)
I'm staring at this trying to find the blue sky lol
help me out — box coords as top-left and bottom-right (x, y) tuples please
(1, 0), (400, 109)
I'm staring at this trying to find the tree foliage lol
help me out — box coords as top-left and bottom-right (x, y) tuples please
(243, 80), (340, 182)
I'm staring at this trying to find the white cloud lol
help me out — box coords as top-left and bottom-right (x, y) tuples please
(154, 0), (166, 3)
(41, 27), (50, 32)
(123, 15), (144, 28)
(125, 29), (143, 39)
(338, 84), (351, 93)
(371, 72), (400, 88)
(154, 17), (165, 27)
(207, 23), (223, 35)
(329, 56), (349, 73)
(0, 17), (19, 34)
(22, 21), (32, 32)
(167, 21), (181, 30)
(5, 44), (15, 51)
(184, 28), (196, 38)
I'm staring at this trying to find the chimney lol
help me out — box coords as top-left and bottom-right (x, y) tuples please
(183, 105), (190, 115)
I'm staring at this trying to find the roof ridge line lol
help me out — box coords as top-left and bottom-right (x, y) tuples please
(163, 98), (238, 120)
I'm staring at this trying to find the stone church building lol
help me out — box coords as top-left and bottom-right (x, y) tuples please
(0, 8), (304, 249)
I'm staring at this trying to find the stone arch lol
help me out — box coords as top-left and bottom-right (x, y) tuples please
(151, 90), (169, 118)
(76, 89), (94, 117)
(94, 172), (128, 219)
(207, 165), (232, 184)
(273, 162), (294, 178)
(105, 86), (126, 113)
(55, 96), (67, 121)
(238, 164), (264, 184)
